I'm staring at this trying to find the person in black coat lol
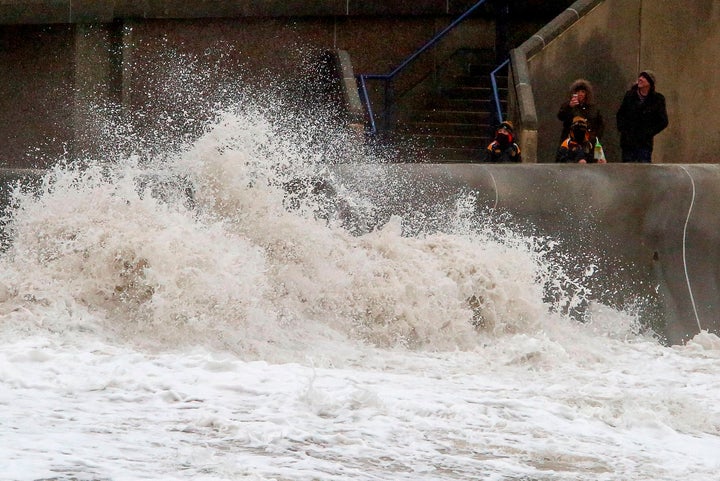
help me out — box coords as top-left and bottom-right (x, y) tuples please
(616, 70), (669, 163)
(484, 121), (522, 163)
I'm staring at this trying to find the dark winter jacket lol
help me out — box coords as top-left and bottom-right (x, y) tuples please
(557, 79), (605, 141)
(616, 84), (668, 151)
(555, 137), (594, 163)
(484, 140), (521, 163)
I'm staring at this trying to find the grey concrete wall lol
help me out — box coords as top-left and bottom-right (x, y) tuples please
(642, 0), (720, 164)
(0, 25), (76, 167)
(511, 0), (720, 163)
(331, 162), (720, 345)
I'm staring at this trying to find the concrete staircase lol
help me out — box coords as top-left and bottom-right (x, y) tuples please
(396, 51), (508, 162)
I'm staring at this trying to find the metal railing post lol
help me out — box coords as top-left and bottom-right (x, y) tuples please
(384, 79), (395, 130)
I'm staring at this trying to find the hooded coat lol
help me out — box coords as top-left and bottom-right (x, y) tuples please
(557, 79), (605, 142)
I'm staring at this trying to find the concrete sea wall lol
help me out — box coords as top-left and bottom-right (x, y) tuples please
(3, 163), (718, 344)
(1, 163), (718, 344)
(331, 162), (720, 345)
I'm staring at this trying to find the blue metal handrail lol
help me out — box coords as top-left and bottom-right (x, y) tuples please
(490, 58), (510, 125)
(357, 0), (491, 135)
(356, 74), (377, 135)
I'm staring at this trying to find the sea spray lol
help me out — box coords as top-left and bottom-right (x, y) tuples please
(0, 101), (633, 362)
(2, 42), (719, 481)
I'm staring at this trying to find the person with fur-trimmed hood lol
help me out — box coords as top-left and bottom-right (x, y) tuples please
(557, 78), (604, 144)
(484, 120), (521, 163)
(556, 116), (604, 163)
(616, 70), (668, 163)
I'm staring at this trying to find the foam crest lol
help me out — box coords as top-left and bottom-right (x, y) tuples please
(0, 104), (632, 360)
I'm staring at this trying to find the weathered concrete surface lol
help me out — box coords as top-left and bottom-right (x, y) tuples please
(331, 163), (720, 345)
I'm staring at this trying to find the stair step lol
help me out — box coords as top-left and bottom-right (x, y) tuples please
(406, 109), (493, 124)
(406, 133), (492, 149)
(443, 86), (510, 100)
(403, 121), (494, 137)
(393, 145), (483, 163)
(468, 63), (506, 77)
(454, 74), (508, 88)
(430, 98), (506, 112)
(428, 147), (484, 162)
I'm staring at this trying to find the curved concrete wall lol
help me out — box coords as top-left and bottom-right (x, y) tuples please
(510, 0), (720, 164)
(331, 163), (720, 345)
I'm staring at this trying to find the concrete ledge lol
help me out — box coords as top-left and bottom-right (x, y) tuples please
(509, 48), (537, 129)
(336, 49), (365, 127)
(0, 0), (482, 24)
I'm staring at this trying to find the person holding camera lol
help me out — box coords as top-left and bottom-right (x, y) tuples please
(557, 79), (604, 145)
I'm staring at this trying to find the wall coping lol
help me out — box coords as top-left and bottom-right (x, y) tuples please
(0, 1), (483, 25)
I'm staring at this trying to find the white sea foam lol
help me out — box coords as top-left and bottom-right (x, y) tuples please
(0, 103), (718, 481)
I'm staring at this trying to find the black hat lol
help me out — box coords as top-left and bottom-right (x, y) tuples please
(639, 70), (656, 88)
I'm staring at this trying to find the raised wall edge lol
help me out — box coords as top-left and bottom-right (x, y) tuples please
(0, 1), (480, 24)
(509, 49), (537, 162)
(336, 49), (365, 130)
